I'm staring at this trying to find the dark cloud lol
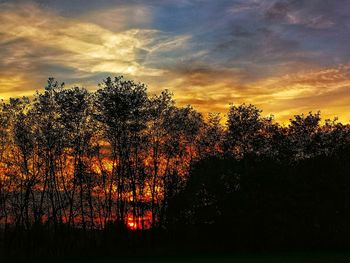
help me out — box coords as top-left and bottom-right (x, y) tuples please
(265, 1), (290, 21)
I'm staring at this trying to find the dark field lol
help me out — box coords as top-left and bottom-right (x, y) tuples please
(19, 253), (350, 263)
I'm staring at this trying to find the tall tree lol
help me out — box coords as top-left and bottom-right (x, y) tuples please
(94, 76), (149, 226)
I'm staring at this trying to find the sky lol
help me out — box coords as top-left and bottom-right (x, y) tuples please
(1, 0), (350, 122)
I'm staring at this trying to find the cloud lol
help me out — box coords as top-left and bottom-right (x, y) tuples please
(265, 1), (289, 21)
(0, 2), (190, 96)
(240, 65), (350, 122)
(164, 64), (350, 123)
(0, 3), (160, 75)
(80, 5), (153, 32)
(0, 0), (350, 123)
(263, 0), (344, 30)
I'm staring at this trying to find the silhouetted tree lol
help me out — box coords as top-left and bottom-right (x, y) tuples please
(1, 76), (350, 258)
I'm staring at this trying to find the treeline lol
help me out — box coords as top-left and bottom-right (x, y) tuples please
(0, 76), (204, 231)
(167, 102), (350, 251)
(1, 76), (350, 255)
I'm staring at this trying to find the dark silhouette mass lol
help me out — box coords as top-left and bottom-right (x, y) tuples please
(0, 76), (350, 261)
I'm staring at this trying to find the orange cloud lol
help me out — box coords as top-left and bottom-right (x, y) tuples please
(164, 65), (350, 124)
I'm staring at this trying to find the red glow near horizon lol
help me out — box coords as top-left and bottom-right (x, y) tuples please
(127, 213), (152, 230)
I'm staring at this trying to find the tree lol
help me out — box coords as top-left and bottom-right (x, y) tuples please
(198, 112), (224, 157)
(30, 78), (65, 227)
(288, 112), (321, 160)
(55, 86), (96, 230)
(94, 76), (149, 226)
(225, 104), (273, 158)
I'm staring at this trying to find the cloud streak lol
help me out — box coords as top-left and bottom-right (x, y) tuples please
(0, 2), (189, 93)
(0, 0), (350, 122)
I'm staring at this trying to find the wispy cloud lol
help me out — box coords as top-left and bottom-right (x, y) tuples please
(0, 2), (190, 94)
(167, 64), (350, 123)
(0, 0), (350, 122)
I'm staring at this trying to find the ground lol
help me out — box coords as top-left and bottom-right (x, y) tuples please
(33, 252), (350, 263)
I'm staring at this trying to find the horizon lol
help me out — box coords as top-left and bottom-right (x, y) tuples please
(1, 76), (341, 126)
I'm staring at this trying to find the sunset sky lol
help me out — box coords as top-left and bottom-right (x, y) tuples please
(1, 0), (350, 122)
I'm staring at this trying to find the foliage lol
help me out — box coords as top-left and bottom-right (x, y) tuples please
(0, 76), (350, 256)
